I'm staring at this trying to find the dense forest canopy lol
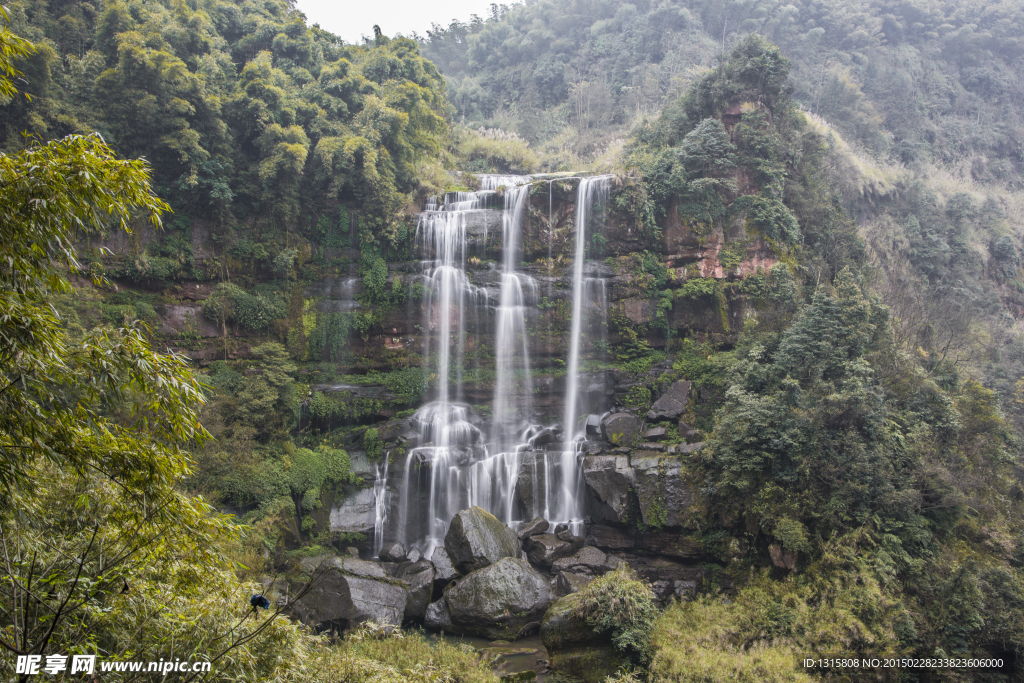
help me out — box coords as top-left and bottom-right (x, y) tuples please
(421, 0), (1024, 180)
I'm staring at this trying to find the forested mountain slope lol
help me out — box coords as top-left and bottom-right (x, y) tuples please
(422, 0), (1023, 184)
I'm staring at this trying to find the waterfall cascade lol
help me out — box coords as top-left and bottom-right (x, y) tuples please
(373, 173), (614, 558)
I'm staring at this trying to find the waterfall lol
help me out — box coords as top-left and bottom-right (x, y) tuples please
(492, 183), (534, 451)
(372, 453), (391, 558)
(370, 173), (615, 557)
(558, 175), (613, 534)
(564, 175), (613, 440)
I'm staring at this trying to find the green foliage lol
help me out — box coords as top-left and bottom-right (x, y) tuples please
(284, 444), (353, 537)
(235, 342), (298, 440)
(624, 386), (652, 410)
(202, 282), (286, 332)
(571, 565), (659, 664)
(363, 427), (383, 461)
(4, 0), (449, 242)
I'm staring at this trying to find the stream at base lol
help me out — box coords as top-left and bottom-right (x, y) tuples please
(428, 632), (550, 681)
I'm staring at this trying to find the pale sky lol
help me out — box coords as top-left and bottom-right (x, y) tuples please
(296, 0), (498, 44)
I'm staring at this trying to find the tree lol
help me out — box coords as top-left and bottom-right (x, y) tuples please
(284, 445), (353, 540)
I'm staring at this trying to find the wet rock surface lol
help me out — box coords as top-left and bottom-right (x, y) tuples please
(581, 455), (634, 524)
(647, 380), (691, 419)
(445, 506), (523, 574)
(393, 560), (435, 622)
(517, 517), (549, 541)
(291, 557), (408, 630)
(425, 598), (453, 631)
(600, 413), (643, 447)
(632, 455), (691, 528)
(551, 547), (621, 576)
(523, 534), (584, 568)
(442, 557), (554, 640)
(328, 488), (376, 535)
(430, 547), (461, 591)
(379, 542), (407, 563)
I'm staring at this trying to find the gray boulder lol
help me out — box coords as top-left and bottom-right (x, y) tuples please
(445, 507), (522, 574)
(556, 572), (593, 595)
(291, 558), (408, 630)
(585, 414), (603, 437)
(643, 426), (667, 441)
(444, 557), (554, 640)
(329, 488), (376, 535)
(379, 542), (407, 562)
(517, 517), (549, 541)
(582, 456), (634, 524)
(647, 380), (691, 420)
(406, 548), (422, 563)
(393, 560), (435, 622)
(424, 598), (453, 631)
(600, 413), (643, 447)
(523, 534), (583, 568)
(632, 455), (691, 527)
(551, 547), (621, 576)
(430, 547), (460, 592)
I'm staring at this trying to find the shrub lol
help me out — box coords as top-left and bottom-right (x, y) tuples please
(571, 565), (659, 664)
(363, 427), (383, 460)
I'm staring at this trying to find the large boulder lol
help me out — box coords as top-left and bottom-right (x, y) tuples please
(517, 517), (549, 541)
(632, 455), (691, 527)
(430, 547), (460, 592)
(445, 507), (522, 574)
(600, 413), (643, 447)
(551, 547), (621, 576)
(379, 542), (406, 563)
(393, 560), (435, 622)
(443, 557), (554, 640)
(586, 524), (635, 551)
(523, 534), (584, 568)
(582, 455), (634, 524)
(424, 598), (453, 631)
(329, 488), (376, 535)
(540, 594), (623, 683)
(647, 380), (691, 420)
(291, 557), (408, 630)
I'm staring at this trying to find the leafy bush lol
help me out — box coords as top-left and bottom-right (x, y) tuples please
(363, 427), (384, 460)
(457, 126), (539, 174)
(571, 565), (659, 664)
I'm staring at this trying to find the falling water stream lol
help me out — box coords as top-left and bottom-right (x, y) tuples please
(374, 174), (613, 557)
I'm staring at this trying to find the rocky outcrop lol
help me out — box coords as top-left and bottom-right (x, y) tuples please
(291, 556), (408, 630)
(523, 534), (584, 568)
(600, 413), (643, 447)
(517, 517), (549, 540)
(581, 455), (633, 524)
(556, 572), (593, 595)
(540, 594), (623, 683)
(329, 488), (375, 535)
(551, 547), (622, 576)
(632, 454), (691, 528)
(646, 380), (691, 420)
(379, 542), (407, 563)
(442, 557), (554, 640)
(425, 598), (453, 631)
(393, 560), (435, 622)
(430, 547), (460, 592)
(445, 507), (522, 574)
